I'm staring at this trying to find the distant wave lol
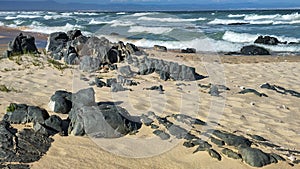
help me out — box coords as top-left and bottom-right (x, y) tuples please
(228, 14), (246, 18)
(23, 23), (84, 34)
(137, 16), (207, 22)
(131, 12), (157, 17)
(128, 26), (173, 34)
(73, 12), (100, 16)
(222, 31), (300, 43)
(5, 15), (41, 20)
(116, 12), (126, 15)
(208, 19), (249, 25)
(89, 19), (135, 27)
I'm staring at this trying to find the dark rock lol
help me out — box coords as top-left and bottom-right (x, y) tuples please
(0, 121), (53, 165)
(126, 43), (139, 54)
(193, 140), (212, 153)
(254, 36), (280, 45)
(222, 148), (242, 159)
(172, 114), (206, 126)
(95, 78), (106, 88)
(239, 88), (268, 97)
(143, 85), (164, 93)
(106, 78), (117, 87)
(211, 130), (252, 148)
(49, 90), (72, 114)
(79, 36), (111, 63)
(181, 48), (196, 53)
(44, 115), (62, 133)
(27, 106), (50, 123)
(167, 124), (188, 139)
(150, 124), (159, 129)
(153, 45), (167, 52)
(71, 104), (141, 137)
(261, 83), (300, 98)
(153, 130), (170, 140)
(241, 45), (270, 55)
(207, 149), (222, 161)
(4, 103), (49, 124)
(46, 32), (69, 53)
(183, 141), (195, 148)
(79, 56), (101, 72)
(239, 147), (275, 167)
(140, 114), (154, 126)
(211, 137), (225, 146)
(109, 64), (118, 70)
(107, 48), (119, 64)
(64, 52), (78, 65)
(71, 88), (96, 109)
(67, 29), (82, 40)
(117, 75), (138, 86)
(247, 134), (267, 141)
(270, 153), (286, 161)
(209, 85), (220, 97)
(111, 83), (127, 92)
(169, 62), (181, 80)
(118, 65), (134, 77)
(6, 33), (39, 57)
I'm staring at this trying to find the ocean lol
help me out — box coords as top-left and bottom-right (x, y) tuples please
(1, 9), (300, 54)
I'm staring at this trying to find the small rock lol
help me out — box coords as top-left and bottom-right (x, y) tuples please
(207, 149), (222, 161)
(153, 130), (170, 140)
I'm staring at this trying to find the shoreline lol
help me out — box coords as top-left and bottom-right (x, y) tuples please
(0, 25), (299, 64)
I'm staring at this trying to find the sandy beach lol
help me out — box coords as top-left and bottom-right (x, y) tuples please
(0, 27), (300, 169)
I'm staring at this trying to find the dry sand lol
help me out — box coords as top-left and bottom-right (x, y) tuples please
(0, 27), (300, 169)
(0, 49), (299, 169)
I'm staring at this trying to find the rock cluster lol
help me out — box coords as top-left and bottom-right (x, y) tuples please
(135, 56), (204, 81)
(254, 36), (285, 45)
(3, 33), (40, 58)
(46, 30), (141, 71)
(261, 83), (300, 98)
(138, 111), (295, 168)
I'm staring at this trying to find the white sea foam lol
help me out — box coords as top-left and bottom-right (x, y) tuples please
(73, 12), (99, 16)
(223, 31), (300, 43)
(23, 23), (84, 34)
(89, 19), (112, 25)
(244, 14), (279, 20)
(116, 12), (126, 15)
(228, 14), (246, 18)
(110, 20), (135, 27)
(5, 15), (41, 20)
(128, 26), (173, 34)
(14, 20), (25, 25)
(137, 16), (206, 22)
(208, 19), (249, 25)
(131, 12), (157, 17)
(0, 21), (4, 26)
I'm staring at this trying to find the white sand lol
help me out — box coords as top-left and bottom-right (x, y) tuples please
(0, 52), (299, 169)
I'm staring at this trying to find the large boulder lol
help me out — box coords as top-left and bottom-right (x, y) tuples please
(68, 88), (97, 135)
(4, 33), (39, 57)
(254, 36), (282, 45)
(70, 104), (141, 137)
(241, 45), (270, 55)
(3, 103), (49, 124)
(46, 32), (69, 54)
(118, 65), (134, 77)
(79, 56), (101, 72)
(239, 147), (277, 167)
(49, 90), (72, 114)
